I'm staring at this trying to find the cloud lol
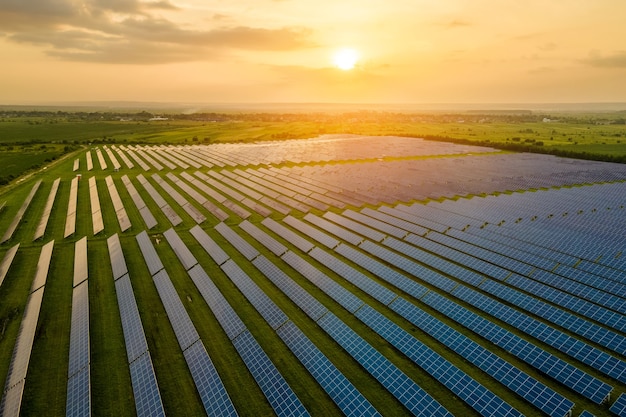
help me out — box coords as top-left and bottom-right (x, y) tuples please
(583, 50), (626, 68)
(0, 0), (314, 64)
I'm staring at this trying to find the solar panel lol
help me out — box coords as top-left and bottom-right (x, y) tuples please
(1, 287), (45, 417)
(434, 287), (613, 404)
(261, 218), (315, 253)
(65, 366), (90, 417)
(354, 304), (523, 417)
(317, 312), (452, 417)
(107, 234), (128, 281)
(88, 177), (104, 235)
(73, 237), (88, 288)
(182, 340), (238, 417)
(335, 244), (424, 300)
(275, 320), (381, 417)
(309, 247), (397, 306)
(281, 251), (364, 313)
(115, 274), (150, 363)
(105, 176), (131, 232)
(128, 352), (166, 417)
(189, 225), (230, 266)
(85, 151), (93, 171)
(232, 330), (311, 417)
(303, 213), (363, 245)
(188, 264), (246, 339)
(1, 180), (41, 244)
(252, 255), (328, 322)
(67, 281), (90, 378)
(65, 177), (79, 238)
(221, 259), (288, 330)
(31, 240), (54, 293)
(258, 196), (291, 215)
(163, 228), (198, 271)
(389, 297), (574, 417)
(359, 240), (458, 293)
(33, 178), (60, 241)
(610, 393), (626, 416)
(0, 243), (19, 288)
(136, 231), (164, 276)
(215, 222), (260, 261)
(152, 269), (200, 351)
(283, 215), (339, 249)
(240, 220), (287, 257)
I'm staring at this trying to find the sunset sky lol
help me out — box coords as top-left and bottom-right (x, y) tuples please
(2, 0), (626, 104)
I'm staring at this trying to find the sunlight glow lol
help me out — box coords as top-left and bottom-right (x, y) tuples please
(333, 48), (359, 71)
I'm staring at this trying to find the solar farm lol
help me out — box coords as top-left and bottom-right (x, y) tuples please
(0, 134), (625, 417)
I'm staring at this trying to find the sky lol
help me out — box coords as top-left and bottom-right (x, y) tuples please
(1, 0), (626, 104)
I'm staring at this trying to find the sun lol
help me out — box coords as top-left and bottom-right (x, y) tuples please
(333, 48), (359, 71)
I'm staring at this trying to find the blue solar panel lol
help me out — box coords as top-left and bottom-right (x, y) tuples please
(221, 259), (288, 330)
(431, 288), (613, 404)
(129, 352), (166, 417)
(189, 225), (230, 266)
(388, 297), (574, 417)
(334, 243), (429, 300)
(215, 222), (260, 261)
(252, 255), (328, 322)
(261, 217), (315, 253)
(317, 312), (453, 417)
(281, 251), (364, 313)
(354, 304), (523, 417)
(283, 215), (339, 249)
(452, 285), (626, 386)
(65, 366), (90, 417)
(115, 274), (150, 363)
(359, 240), (458, 293)
(152, 269), (200, 351)
(67, 281), (90, 378)
(187, 264), (246, 340)
(183, 340), (238, 417)
(610, 393), (626, 416)
(309, 247), (397, 306)
(136, 231), (165, 276)
(276, 320), (381, 417)
(233, 330), (311, 417)
(240, 220), (287, 257)
(163, 228), (198, 271)
(304, 213), (364, 245)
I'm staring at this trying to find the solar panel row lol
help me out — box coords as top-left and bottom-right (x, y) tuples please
(105, 176), (131, 232)
(95, 148), (107, 170)
(104, 146), (122, 170)
(135, 231), (237, 417)
(85, 151), (93, 171)
(323, 210), (625, 392)
(111, 146), (135, 169)
(0, 243), (19, 288)
(0, 241), (53, 417)
(0, 180), (41, 244)
(33, 178), (60, 241)
(121, 175), (158, 229)
(88, 177), (105, 235)
(136, 174), (182, 226)
(66, 250), (91, 417)
(238, 223), (525, 417)
(152, 174), (206, 223)
(278, 213), (604, 412)
(106, 234), (166, 416)
(164, 229), (311, 417)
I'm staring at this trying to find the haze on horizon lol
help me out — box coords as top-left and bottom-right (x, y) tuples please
(1, 0), (626, 105)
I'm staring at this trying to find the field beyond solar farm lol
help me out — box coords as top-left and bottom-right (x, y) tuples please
(0, 119), (626, 416)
